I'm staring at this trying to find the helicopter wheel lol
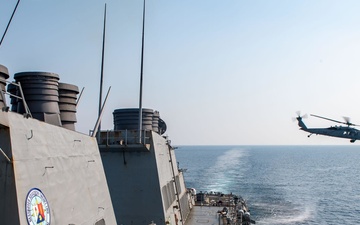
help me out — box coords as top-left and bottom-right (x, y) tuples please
(350, 139), (355, 143)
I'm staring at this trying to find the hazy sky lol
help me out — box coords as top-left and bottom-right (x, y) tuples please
(1, 0), (360, 145)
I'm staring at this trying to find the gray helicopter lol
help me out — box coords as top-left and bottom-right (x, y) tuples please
(295, 112), (360, 143)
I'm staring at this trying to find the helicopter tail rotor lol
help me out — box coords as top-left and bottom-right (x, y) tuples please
(294, 111), (307, 120)
(294, 111), (308, 130)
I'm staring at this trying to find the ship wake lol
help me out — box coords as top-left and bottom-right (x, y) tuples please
(205, 147), (249, 192)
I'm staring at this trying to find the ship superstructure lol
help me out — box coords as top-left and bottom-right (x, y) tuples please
(0, 65), (117, 225)
(0, 65), (194, 224)
(98, 108), (194, 225)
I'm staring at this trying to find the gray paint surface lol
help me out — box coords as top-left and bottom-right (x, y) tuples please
(0, 110), (117, 225)
(100, 131), (192, 225)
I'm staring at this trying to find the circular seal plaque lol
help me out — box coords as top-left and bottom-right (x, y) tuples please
(25, 188), (51, 225)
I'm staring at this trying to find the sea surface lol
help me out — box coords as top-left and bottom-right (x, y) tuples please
(175, 145), (360, 225)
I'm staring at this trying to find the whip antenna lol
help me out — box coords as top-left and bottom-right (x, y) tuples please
(97, 3), (107, 141)
(0, 0), (21, 48)
(138, 0), (146, 143)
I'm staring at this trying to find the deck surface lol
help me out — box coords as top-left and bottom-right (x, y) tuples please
(184, 206), (225, 225)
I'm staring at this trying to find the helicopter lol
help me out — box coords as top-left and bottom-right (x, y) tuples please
(295, 112), (360, 143)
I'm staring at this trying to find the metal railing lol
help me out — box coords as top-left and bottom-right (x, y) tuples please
(1, 81), (32, 117)
(96, 129), (151, 146)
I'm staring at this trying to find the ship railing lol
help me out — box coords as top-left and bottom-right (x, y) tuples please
(97, 129), (152, 146)
(1, 81), (32, 117)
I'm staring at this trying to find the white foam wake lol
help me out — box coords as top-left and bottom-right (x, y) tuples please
(205, 147), (248, 192)
(257, 206), (315, 225)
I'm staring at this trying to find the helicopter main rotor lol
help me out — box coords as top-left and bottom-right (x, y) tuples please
(310, 114), (360, 127)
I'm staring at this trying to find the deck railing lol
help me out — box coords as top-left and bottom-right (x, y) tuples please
(96, 129), (152, 146)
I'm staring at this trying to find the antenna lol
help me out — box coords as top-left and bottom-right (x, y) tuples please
(97, 3), (107, 142)
(138, 0), (146, 143)
(0, 0), (21, 48)
(75, 87), (85, 107)
(92, 87), (111, 138)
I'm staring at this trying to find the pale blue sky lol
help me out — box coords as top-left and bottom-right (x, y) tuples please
(1, 0), (360, 145)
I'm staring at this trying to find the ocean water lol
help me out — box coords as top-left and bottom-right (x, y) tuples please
(175, 145), (360, 225)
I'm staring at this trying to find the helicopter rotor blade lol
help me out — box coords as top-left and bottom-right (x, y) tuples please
(296, 111), (307, 118)
(343, 116), (360, 127)
(310, 114), (346, 125)
(343, 116), (352, 126)
(293, 111), (307, 121)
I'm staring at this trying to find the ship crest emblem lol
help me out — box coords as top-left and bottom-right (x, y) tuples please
(25, 188), (51, 225)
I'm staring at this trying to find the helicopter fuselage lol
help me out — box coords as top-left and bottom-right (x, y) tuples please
(296, 116), (360, 143)
(301, 126), (360, 142)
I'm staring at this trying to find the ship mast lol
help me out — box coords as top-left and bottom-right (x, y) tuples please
(97, 3), (107, 142)
(138, 0), (146, 143)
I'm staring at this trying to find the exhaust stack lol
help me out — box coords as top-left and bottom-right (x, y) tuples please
(0, 65), (9, 108)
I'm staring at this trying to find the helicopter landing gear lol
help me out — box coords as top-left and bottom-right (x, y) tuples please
(350, 139), (356, 143)
(308, 133), (313, 138)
